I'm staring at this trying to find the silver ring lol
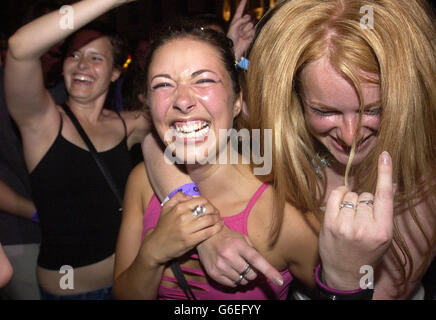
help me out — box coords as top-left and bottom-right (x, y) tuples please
(192, 205), (206, 217)
(339, 201), (355, 210)
(358, 200), (374, 206)
(240, 264), (251, 278)
(234, 274), (244, 286)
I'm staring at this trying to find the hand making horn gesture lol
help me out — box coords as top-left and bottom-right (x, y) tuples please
(226, 0), (256, 61)
(318, 151), (394, 291)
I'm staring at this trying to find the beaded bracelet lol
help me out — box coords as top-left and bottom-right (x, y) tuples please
(314, 264), (374, 300)
(161, 182), (201, 206)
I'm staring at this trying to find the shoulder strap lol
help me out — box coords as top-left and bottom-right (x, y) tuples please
(114, 111), (128, 138)
(170, 260), (197, 300)
(61, 103), (123, 211)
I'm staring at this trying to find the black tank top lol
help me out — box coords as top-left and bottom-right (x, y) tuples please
(30, 114), (133, 270)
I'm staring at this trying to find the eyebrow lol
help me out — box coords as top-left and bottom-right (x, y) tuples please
(151, 74), (172, 82)
(89, 51), (106, 56)
(73, 49), (108, 59)
(151, 69), (218, 82)
(191, 69), (218, 78)
(307, 100), (381, 110)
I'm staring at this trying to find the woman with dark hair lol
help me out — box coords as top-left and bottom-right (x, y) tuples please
(5, 0), (149, 299)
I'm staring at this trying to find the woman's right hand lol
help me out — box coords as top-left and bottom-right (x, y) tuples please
(318, 151), (394, 291)
(141, 192), (224, 267)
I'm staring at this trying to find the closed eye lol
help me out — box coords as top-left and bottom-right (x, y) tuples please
(363, 108), (382, 116)
(151, 82), (174, 90)
(195, 79), (216, 84)
(310, 107), (338, 117)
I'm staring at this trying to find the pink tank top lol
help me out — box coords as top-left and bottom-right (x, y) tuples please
(142, 183), (293, 300)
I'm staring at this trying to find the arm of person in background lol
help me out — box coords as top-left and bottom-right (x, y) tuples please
(6, 0), (136, 124)
(0, 243), (13, 288)
(121, 110), (152, 150)
(0, 180), (35, 220)
(113, 163), (223, 299)
(142, 133), (284, 287)
(226, 0), (256, 62)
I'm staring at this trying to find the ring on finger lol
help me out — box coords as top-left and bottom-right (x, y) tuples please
(339, 201), (355, 210)
(358, 200), (374, 206)
(192, 205), (207, 217)
(240, 264), (251, 278)
(234, 274), (244, 286)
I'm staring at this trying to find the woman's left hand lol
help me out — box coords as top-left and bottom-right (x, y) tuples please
(319, 151), (394, 290)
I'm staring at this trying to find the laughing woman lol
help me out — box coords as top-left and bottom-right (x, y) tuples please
(5, 0), (148, 299)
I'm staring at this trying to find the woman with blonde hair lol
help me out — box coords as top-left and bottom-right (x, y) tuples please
(243, 0), (436, 298)
(144, 0), (435, 299)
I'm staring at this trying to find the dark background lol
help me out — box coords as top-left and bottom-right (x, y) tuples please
(0, 0), (276, 51)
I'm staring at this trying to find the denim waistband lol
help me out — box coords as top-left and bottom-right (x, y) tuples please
(39, 284), (112, 300)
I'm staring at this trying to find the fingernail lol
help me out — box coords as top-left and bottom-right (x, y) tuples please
(275, 277), (283, 286)
(381, 151), (391, 165)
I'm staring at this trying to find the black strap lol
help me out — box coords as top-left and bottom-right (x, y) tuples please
(61, 103), (123, 211)
(170, 260), (197, 300)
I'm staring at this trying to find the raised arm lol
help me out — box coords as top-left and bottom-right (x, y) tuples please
(6, 0), (132, 125)
(226, 0), (255, 61)
(5, 0), (136, 171)
(318, 152), (394, 298)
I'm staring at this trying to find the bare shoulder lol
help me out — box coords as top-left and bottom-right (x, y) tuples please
(374, 195), (436, 299)
(119, 110), (148, 123)
(119, 110), (151, 148)
(248, 185), (319, 268)
(277, 203), (320, 288)
(125, 161), (155, 211)
(395, 195), (436, 255)
(279, 203), (320, 257)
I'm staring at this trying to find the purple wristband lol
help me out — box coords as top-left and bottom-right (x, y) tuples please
(161, 183), (200, 206)
(30, 210), (39, 223)
(315, 264), (364, 294)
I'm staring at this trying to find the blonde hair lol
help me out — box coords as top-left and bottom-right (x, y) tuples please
(247, 0), (436, 288)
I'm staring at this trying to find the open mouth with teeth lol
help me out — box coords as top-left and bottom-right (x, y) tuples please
(171, 120), (211, 140)
(73, 74), (94, 83)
